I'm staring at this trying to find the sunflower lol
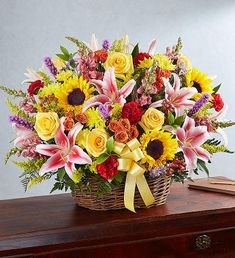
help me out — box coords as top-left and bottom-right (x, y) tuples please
(140, 130), (178, 168)
(186, 67), (213, 99)
(54, 75), (95, 114)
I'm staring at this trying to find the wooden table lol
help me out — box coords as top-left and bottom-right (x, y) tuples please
(0, 183), (234, 258)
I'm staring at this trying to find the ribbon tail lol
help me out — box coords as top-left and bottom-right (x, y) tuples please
(136, 175), (155, 207)
(124, 173), (137, 213)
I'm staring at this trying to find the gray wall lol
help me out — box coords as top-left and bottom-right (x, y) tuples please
(0, 0), (235, 200)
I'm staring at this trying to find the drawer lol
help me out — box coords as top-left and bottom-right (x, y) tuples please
(33, 228), (235, 258)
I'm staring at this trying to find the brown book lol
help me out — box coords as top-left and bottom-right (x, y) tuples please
(188, 176), (235, 195)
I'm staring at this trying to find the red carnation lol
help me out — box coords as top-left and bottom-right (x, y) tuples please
(27, 80), (44, 96)
(212, 93), (224, 112)
(96, 156), (119, 180)
(134, 52), (151, 66)
(122, 101), (142, 124)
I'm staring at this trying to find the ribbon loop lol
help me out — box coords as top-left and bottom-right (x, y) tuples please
(114, 139), (155, 212)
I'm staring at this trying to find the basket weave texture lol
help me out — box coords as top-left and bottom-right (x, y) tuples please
(72, 175), (172, 211)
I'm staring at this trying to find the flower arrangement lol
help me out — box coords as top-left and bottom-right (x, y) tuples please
(1, 35), (234, 212)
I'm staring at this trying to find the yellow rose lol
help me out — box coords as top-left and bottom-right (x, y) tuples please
(139, 107), (165, 131)
(76, 129), (90, 148)
(104, 51), (134, 80)
(85, 128), (109, 157)
(35, 112), (60, 141)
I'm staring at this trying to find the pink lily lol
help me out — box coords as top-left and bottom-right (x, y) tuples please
(35, 118), (92, 180)
(151, 73), (197, 117)
(176, 116), (210, 174)
(148, 39), (157, 55)
(82, 68), (136, 111)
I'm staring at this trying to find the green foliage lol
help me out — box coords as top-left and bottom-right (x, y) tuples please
(203, 138), (233, 154)
(112, 171), (125, 184)
(168, 112), (175, 125)
(213, 83), (221, 93)
(96, 153), (109, 164)
(197, 159), (209, 176)
(106, 136), (114, 153)
(37, 71), (53, 85)
(56, 46), (75, 62)
(96, 177), (113, 199)
(4, 147), (20, 164)
(66, 36), (91, 55)
(6, 99), (35, 123)
(50, 173), (76, 193)
(13, 158), (46, 173)
(0, 85), (27, 98)
(131, 43), (139, 60)
(27, 176), (46, 189)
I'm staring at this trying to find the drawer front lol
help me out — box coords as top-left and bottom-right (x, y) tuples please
(33, 228), (235, 258)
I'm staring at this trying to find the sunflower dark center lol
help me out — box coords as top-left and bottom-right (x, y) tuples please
(146, 140), (164, 160)
(193, 81), (202, 93)
(67, 88), (85, 105)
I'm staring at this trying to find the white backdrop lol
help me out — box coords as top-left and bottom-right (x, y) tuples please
(0, 0), (235, 199)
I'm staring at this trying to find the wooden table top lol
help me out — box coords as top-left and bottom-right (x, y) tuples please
(0, 182), (234, 255)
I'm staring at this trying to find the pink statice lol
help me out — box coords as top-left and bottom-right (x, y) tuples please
(78, 53), (103, 81)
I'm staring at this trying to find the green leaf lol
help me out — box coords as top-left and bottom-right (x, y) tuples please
(131, 43), (139, 60)
(96, 153), (109, 164)
(213, 83), (221, 93)
(197, 159), (209, 176)
(113, 171), (125, 184)
(60, 46), (70, 57)
(50, 182), (60, 193)
(168, 112), (175, 125)
(174, 116), (184, 126)
(106, 136), (114, 153)
(56, 53), (69, 61)
(58, 168), (66, 181)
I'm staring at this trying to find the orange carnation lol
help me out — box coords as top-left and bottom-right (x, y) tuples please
(94, 50), (108, 63)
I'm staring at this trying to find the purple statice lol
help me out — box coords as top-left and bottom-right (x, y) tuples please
(188, 93), (210, 117)
(44, 57), (58, 76)
(9, 115), (34, 130)
(149, 165), (168, 178)
(98, 103), (110, 119)
(102, 40), (109, 50)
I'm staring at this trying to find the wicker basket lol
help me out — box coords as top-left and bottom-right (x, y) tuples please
(72, 175), (172, 211)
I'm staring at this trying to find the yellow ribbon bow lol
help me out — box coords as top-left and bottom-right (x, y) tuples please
(114, 138), (155, 212)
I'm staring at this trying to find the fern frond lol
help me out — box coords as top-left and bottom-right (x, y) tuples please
(4, 147), (20, 164)
(13, 158), (46, 173)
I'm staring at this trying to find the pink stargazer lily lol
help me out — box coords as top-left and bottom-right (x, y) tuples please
(176, 116), (210, 174)
(35, 118), (92, 180)
(82, 67), (136, 111)
(151, 73), (197, 117)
